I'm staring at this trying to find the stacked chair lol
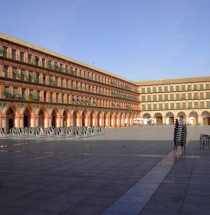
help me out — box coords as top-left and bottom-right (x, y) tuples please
(174, 119), (187, 152)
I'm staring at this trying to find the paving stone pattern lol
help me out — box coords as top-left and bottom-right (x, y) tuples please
(0, 126), (209, 215)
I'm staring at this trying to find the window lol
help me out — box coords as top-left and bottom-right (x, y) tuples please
(61, 79), (63, 87)
(165, 103), (168, 109)
(176, 94), (180, 100)
(176, 86), (179, 91)
(13, 67), (18, 79)
(50, 92), (53, 102)
(147, 87), (151, 93)
(67, 95), (69, 104)
(194, 102), (198, 108)
(206, 92), (210, 99)
(170, 94), (174, 100)
(159, 95), (162, 101)
(42, 58), (45, 67)
(47, 60), (51, 69)
(170, 103), (174, 109)
(44, 91), (47, 102)
(62, 94), (64, 103)
(141, 88), (145, 93)
(142, 96), (145, 102)
(147, 95), (151, 101)
(37, 90), (40, 100)
(28, 54), (32, 63)
(187, 85), (191, 90)
(188, 102), (192, 108)
(35, 57), (39, 66)
(182, 103), (186, 109)
(170, 86), (174, 91)
(200, 84), (203, 90)
(20, 52), (24, 62)
(194, 93), (198, 99)
(165, 94), (168, 101)
(12, 49), (16, 60)
(153, 95), (157, 101)
(182, 85), (185, 91)
(56, 93), (59, 103)
(207, 102), (210, 109)
(188, 93), (192, 99)
(164, 86), (168, 92)
(153, 87), (156, 92)
(193, 84), (197, 90)
(43, 75), (46, 84)
(176, 103), (180, 109)
(22, 88), (26, 99)
(159, 104), (163, 110)
(200, 102), (204, 108)
(3, 46), (7, 57)
(181, 93), (186, 100)
(206, 84), (210, 90)
(36, 72), (39, 83)
(153, 104), (157, 110)
(147, 104), (151, 111)
(3, 65), (8, 78)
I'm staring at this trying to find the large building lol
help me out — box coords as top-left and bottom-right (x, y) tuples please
(0, 33), (209, 132)
(0, 33), (139, 131)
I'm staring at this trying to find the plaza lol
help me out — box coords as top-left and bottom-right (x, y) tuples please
(1, 126), (210, 215)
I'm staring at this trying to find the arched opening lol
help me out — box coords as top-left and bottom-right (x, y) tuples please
(155, 113), (162, 125)
(52, 110), (57, 128)
(202, 111), (210, 125)
(73, 111), (77, 127)
(166, 112), (174, 125)
(97, 112), (101, 127)
(143, 113), (152, 125)
(115, 114), (118, 127)
(189, 112), (198, 125)
(6, 107), (15, 131)
(38, 109), (45, 128)
(82, 111), (86, 127)
(23, 108), (31, 127)
(104, 113), (107, 127)
(63, 111), (67, 128)
(119, 114), (123, 127)
(177, 112), (186, 123)
(90, 112), (94, 127)
(110, 112), (113, 127)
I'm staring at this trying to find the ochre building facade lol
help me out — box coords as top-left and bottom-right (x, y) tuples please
(0, 33), (209, 132)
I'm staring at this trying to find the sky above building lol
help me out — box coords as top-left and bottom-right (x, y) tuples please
(1, 0), (210, 82)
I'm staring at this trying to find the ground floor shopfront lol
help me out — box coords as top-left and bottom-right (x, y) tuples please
(0, 102), (138, 132)
(141, 110), (210, 125)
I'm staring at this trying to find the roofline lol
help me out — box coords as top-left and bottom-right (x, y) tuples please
(135, 76), (210, 86)
(0, 32), (138, 86)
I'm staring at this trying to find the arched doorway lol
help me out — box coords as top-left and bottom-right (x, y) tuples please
(143, 113), (151, 125)
(23, 108), (31, 127)
(52, 110), (57, 128)
(63, 111), (67, 128)
(90, 112), (94, 127)
(155, 113), (162, 125)
(177, 112), (186, 123)
(166, 112), (174, 125)
(82, 111), (86, 127)
(202, 111), (210, 125)
(38, 109), (45, 128)
(6, 107), (15, 131)
(73, 111), (77, 127)
(189, 112), (198, 125)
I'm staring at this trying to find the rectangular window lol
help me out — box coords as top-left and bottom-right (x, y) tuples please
(170, 86), (174, 91)
(176, 103), (180, 109)
(62, 94), (64, 103)
(182, 103), (186, 109)
(20, 52), (24, 62)
(187, 85), (191, 90)
(50, 92), (53, 102)
(176, 94), (180, 100)
(194, 93), (198, 99)
(147, 104), (151, 111)
(182, 85), (186, 91)
(44, 91), (47, 102)
(194, 102), (198, 108)
(176, 86), (179, 91)
(142, 104), (146, 111)
(165, 103), (168, 110)
(42, 58), (45, 67)
(67, 95), (69, 104)
(56, 93), (59, 103)
(12, 49), (16, 60)
(206, 92), (210, 99)
(147, 87), (151, 93)
(36, 72), (39, 83)
(66, 80), (69, 88)
(37, 90), (40, 100)
(153, 95), (157, 101)
(47, 60), (51, 69)
(181, 93), (186, 100)
(158, 87), (162, 92)
(170, 94), (174, 100)
(28, 54), (31, 63)
(200, 84), (204, 90)
(170, 103), (174, 109)
(207, 102), (210, 109)
(147, 95), (151, 101)
(43, 75), (46, 84)
(164, 86), (168, 92)
(188, 93), (192, 99)
(141, 88), (145, 93)
(206, 84), (210, 90)
(188, 102), (192, 108)
(159, 104), (163, 110)
(153, 87), (156, 92)
(35, 57), (39, 66)
(13, 67), (18, 79)
(142, 96), (145, 102)
(193, 84), (197, 90)
(200, 102), (204, 108)
(3, 65), (8, 78)
(153, 104), (157, 110)
(22, 88), (26, 99)
(165, 94), (168, 101)
(3, 46), (7, 57)
(159, 95), (162, 101)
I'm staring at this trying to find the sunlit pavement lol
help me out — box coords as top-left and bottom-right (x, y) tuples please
(0, 126), (210, 215)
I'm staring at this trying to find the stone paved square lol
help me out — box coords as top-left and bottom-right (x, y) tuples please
(0, 126), (210, 215)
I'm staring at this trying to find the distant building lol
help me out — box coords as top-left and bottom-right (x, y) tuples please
(0, 33), (209, 132)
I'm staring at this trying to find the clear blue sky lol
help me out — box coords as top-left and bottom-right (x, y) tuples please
(1, 0), (210, 81)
